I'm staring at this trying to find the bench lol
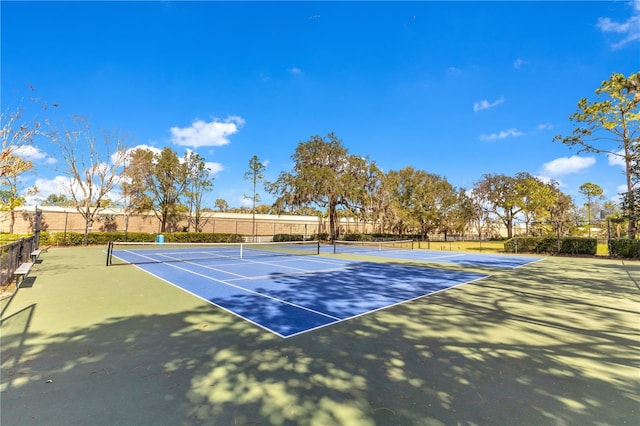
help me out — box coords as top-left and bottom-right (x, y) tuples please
(14, 262), (34, 288)
(31, 249), (43, 262)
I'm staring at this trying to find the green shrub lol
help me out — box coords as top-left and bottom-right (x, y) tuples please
(273, 234), (304, 242)
(504, 236), (597, 255)
(560, 237), (597, 255)
(343, 233), (372, 241)
(162, 232), (242, 243)
(42, 232), (85, 246)
(609, 239), (639, 258)
(0, 233), (32, 244)
(504, 236), (547, 253)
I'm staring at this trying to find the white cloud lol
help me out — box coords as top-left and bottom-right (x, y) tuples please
(205, 162), (224, 175)
(537, 122), (555, 130)
(535, 175), (557, 186)
(606, 184), (631, 203)
(240, 196), (253, 208)
(30, 175), (70, 199)
(478, 128), (524, 141)
(107, 147), (134, 167)
(541, 156), (596, 177)
(170, 116), (245, 148)
(124, 144), (162, 157)
(290, 67), (303, 75)
(608, 150), (626, 167)
(115, 144), (163, 168)
(473, 96), (505, 112)
(14, 145), (57, 164)
(597, 0), (640, 48)
(513, 58), (527, 69)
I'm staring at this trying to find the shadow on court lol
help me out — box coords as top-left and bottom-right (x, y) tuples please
(1, 247), (638, 425)
(150, 259), (486, 337)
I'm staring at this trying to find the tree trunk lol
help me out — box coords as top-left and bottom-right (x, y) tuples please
(505, 217), (513, 239)
(626, 190), (636, 239)
(124, 212), (129, 239)
(9, 210), (15, 234)
(329, 200), (339, 241)
(83, 216), (91, 246)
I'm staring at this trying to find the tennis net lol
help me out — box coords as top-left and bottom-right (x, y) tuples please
(333, 239), (414, 254)
(106, 240), (320, 266)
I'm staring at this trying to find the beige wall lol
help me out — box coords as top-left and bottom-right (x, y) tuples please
(1, 207), (377, 237)
(1, 207), (389, 238)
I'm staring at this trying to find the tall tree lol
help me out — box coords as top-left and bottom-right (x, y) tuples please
(386, 167), (457, 239)
(0, 87), (52, 178)
(119, 148), (156, 237)
(0, 154), (34, 233)
(184, 151), (214, 232)
(267, 133), (378, 240)
(554, 71), (640, 238)
(365, 169), (395, 234)
(468, 188), (493, 240)
(472, 173), (534, 239)
(578, 182), (604, 237)
(124, 147), (189, 233)
(244, 155), (266, 239)
(441, 188), (475, 240)
(518, 176), (560, 236)
(214, 198), (229, 212)
(43, 193), (72, 207)
(547, 187), (576, 238)
(339, 156), (383, 233)
(51, 117), (127, 245)
(1, 92), (50, 228)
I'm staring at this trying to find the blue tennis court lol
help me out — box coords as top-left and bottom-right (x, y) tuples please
(329, 243), (543, 268)
(110, 244), (487, 338)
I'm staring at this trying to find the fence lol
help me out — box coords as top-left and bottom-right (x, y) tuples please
(0, 236), (39, 289)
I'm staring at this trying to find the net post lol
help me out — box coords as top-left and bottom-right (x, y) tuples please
(240, 243), (244, 259)
(333, 241), (337, 254)
(411, 240), (414, 250)
(106, 241), (113, 266)
(316, 240), (320, 255)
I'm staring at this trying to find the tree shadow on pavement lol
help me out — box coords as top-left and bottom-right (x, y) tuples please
(1, 251), (638, 425)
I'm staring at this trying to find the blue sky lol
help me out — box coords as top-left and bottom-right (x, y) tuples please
(2, 1), (639, 210)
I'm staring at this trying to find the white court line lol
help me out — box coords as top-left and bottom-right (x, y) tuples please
(122, 250), (252, 280)
(341, 249), (466, 261)
(225, 265), (354, 282)
(121, 250), (492, 339)
(183, 251), (354, 274)
(335, 248), (467, 261)
(414, 253), (466, 260)
(123, 264), (291, 338)
(120, 248), (235, 264)
(150, 259), (342, 321)
(178, 254), (348, 280)
(183, 253), (357, 282)
(180, 259), (250, 279)
(512, 257), (545, 269)
(283, 273), (490, 338)
(413, 251), (543, 268)
(232, 254), (354, 274)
